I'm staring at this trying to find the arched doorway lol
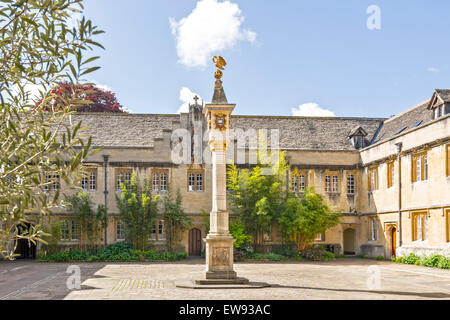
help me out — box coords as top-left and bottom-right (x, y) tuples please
(391, 227), (397, 258)
(14, 223), (36, 259)
(188, 228), (202, 256)
(343, 228), (356, 255)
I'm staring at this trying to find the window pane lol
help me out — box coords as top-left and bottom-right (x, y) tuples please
(325, 176), (331, 192)
(161, 174), (167, 192)
(117, 173), (123, 190)
(90, 171), (96, 190)
(81, 176), (89, 190)
(347, 175), (355, 194)
(153, 173), (159, 192)
(125, 173), (132, 187)
(188, 174), (195, 191)
(292, 175), (298, 192)
(332, 176), (338, 192)
(416, 157), (421, 182)
(299, 175), (306, 191)
(197, 174), (203, 191)
(71, 221), (79, 240)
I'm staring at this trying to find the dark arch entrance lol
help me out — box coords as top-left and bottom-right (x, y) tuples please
(14, 223), (36, 260)
(343, 228), (356, 255)
(188, 228), (202, 256)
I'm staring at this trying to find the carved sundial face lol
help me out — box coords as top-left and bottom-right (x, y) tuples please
(214, 114), (227, 130)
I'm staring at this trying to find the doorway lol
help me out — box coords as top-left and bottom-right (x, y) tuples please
(343, 228), (356, 255)
(188, 228), (202, 256)
(391, 227), (397, 258)
(14, 223), (36, 260)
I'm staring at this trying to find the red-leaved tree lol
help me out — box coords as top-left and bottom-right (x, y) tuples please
(36, 82), (127, 113)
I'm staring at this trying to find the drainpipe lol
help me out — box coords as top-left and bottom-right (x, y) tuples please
(395, 143), (403, 247)
(103, 155), (110, 247)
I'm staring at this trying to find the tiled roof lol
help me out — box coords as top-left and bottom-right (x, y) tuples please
(231, 116), (384, 151)
(70, 113), (385, 151)
(70, 113), (177, 147)
(373, 100), (433, 144)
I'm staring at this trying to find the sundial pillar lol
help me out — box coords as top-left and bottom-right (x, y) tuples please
(203, 79), (237, 279)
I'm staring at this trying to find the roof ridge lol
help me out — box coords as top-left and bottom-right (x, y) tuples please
(383, 99), (431, 124)
(232, 115), (386, 121)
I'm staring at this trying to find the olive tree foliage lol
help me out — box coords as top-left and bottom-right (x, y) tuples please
(0, 0), (104, 260)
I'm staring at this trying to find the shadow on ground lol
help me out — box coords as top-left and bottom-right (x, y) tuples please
(269, 284), (450, 299)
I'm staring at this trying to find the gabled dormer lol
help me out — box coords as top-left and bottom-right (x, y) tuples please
(348, 126), (368, 149)
(428, 89), (450, 120)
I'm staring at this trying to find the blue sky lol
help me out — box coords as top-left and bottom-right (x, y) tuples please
(82, 0), (450, 118)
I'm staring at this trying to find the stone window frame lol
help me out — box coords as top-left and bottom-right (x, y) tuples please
(82, 168), (98, 191)
(367, 166), (378, 191)
(411, 211), (428, 242)
(387, 161), (395, 189)
(291, 169), (307, 193)
(325, 170), (339, 193)
(116, 168), (133, 191)
(411, 151), (428, 183)
(71, 220), (80, 241)
(60, 220), (78, 242)
(369, 217), (379, 241)
(347, 173), (355, 195)
(44, 174), (60, 192)
(188, 169), (204, 192)
(150, 219), (166, 241)
(151, 169), (169, 193)
(116, 220), (125, 241)
(314, 233), (325, 242)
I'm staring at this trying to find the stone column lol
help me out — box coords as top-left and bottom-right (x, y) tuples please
(204, 138), (236, 279)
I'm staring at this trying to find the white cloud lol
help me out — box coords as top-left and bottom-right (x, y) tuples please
(169, 0), (256, 68)
(177, 87), (202, 113)
(291, 103), (336, 117)
(427, 67), (440, 75)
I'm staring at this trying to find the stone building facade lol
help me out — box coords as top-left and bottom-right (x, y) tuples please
(33, 87), (450, 259)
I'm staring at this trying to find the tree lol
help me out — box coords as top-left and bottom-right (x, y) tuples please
(278, 188), (342, 252)
(115, 173), (159, 251)
(36, 82), (127, 113)
(0, 0), (104, 260)
(162, 189), (191, 253)
(227, 132), (290, 249)
(66, 191), (107, 251)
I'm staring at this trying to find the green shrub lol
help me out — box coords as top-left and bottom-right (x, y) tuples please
(393, 253), (449, 270)
(38, 242), (188, 263)
(356, 254), (365, 259)
(376, 256), (384, 261)
(273, 246), (297, 258)
(437, 256), (450, 269)
(336, 254), (346, 259)
(246, 253), (286, 261)
(403, 253), (420, 265)
(321, 251), (335, 261)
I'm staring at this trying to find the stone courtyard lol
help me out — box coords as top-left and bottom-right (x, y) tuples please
(1, 259), (449, 300)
